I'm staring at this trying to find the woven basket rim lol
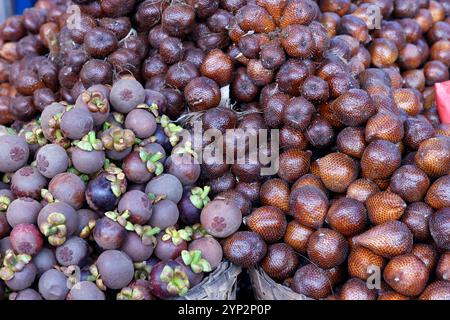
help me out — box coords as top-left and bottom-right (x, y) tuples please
(248, 266), (312, 300)
(180, 260), (242, 300)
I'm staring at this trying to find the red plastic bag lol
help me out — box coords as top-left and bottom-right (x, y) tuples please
(435, 81), (450, 124)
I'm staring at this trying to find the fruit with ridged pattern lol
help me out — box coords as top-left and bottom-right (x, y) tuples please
(340, 278), (378, 300)
(317, 152), (359, 193)
(307, 228), (349, 269)
(222, 231), (267, 268)
(260, 243), (299, 281)
(361, 140), (402, 180)
(259, 178), (289, 212)
(389, 165), (430, 203)
(383, 254), (429, 297)
(346, 178), (380, 203)
(366, 191), (407, 225)
(415, 137), (449, 178)
(425, 176), (450, 210)
(352, 221), (413, 258)
(401, 202), (433, 241)
(326, 197), (367, 237)
(289, 185), (329, 229)
(429, 208), (450, 250)
(244, 206), (287, 243)
(412, 243), (438, 272)
(336, 127), (366, 158)
(436, 252), (450, 281)
(348, 246), (385, 280)
(419, 281), (450, 300)
(278, 149), (311, 183)
(283, 221), (314, 254)
(291, 264), (333, 299)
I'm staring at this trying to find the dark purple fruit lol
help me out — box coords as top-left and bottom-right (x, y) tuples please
(149, 260), (190, 299)
(10, 223), (43, 256)
(93, 217), (126, 250)
(96, 249), (134, 290)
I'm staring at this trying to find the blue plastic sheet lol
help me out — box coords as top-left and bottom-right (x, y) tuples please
(14, 0), (37, 14)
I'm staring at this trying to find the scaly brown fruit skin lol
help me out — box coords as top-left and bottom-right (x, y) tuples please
(326, 197), (367, 237)
(365, 112), (404, 144)
(369, 38), (399, 68)
(389, 165), (430, 203)
(366, 191), (407, 225)
(401, 202), (433, 241)
(317, 152), (358, 193)
(348, 246), (385, 281)
(245, 206), (287, 243)
(199, 49), (233, 86)
(260, 243), (299, 281)
(429, 208), (450, 250)
(184, 77), (221, 112)
(292, 174), (328, 195)
(331, 89), (376, 126)
(436, 252), (450, 281)
(282, 97), (315, 131)
(336, 127), (366, 158)
(283, 221), (314, 254)
(419, 281), (450, 300)
(378, 291), (410, 300)
(307, 228), (349, 269)
(403, 117), (435, 150)
(361, 140), (402, 180)
(291, 264), (333, 300)
(352, 221), (413, 258)
(346, 179), (380, 204)
(383, 254), (430, 297)
(415, 137), (450, 178)
(217, 190), (252, 216)
(340, 278), (378, 300)
(222, 231), (267, 268)
(278, 149), (311, 183)
(289, 185), (329, 229)
(425, 176), (450, 210)
(412, 243), (438, 272)
(259, 178), (289, 212)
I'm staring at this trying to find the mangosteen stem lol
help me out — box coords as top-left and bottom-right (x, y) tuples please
(0, 196), (10, 212)
(23, 126), (46, 145)
(112, 112), (124, 124)
(0, 250), (32, 281)
(175, 141), (198, 159)
(117, 286), (145, 300)
(162, 226), (192, 245)
(137, 103), (159, 117)
(80, 219), (96, 238)
(190, 224), (209, 240)
(181, 250), (212, 273)
(139, 149), (164, 175)
(87, 264), (106, 291)
(2, 174), (11, 184)
(40, 189), (55, 203)
(147, 192), (162, 203)
(74, 131), (104, 152)
(189, 186), (211, 209)
(160, 265), (190, 296)
(39, 212), (67, 246)
(104, 163), (127, 197)
(134, 261), (153, 280)
(134, 225), (160, 246)
(103, 122), (111, 131)
(105, 210), (134, 231)
(158, 115), (184, 146)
